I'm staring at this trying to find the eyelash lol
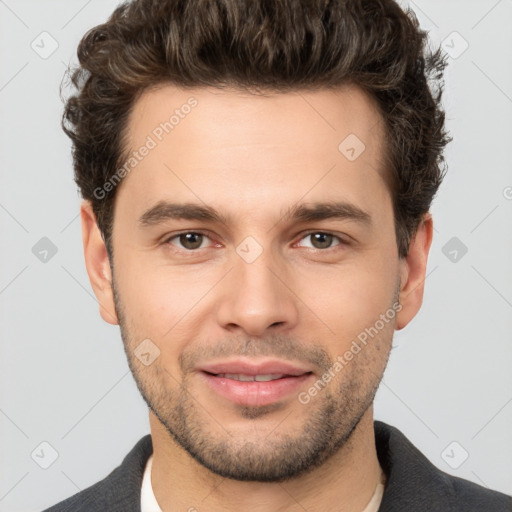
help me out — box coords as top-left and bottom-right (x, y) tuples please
(163, 231), (219, 252)
(162, 230), (349, 253)
(296, 230), (349, 249)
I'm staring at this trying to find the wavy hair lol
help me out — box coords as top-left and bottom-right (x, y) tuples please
(62, 0), (450, 258)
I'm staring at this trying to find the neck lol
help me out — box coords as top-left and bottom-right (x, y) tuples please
(149, 406), (382, 512)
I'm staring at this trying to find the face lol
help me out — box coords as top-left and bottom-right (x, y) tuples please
(84, 84), (428, 482)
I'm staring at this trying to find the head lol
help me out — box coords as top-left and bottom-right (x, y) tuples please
(68, 0), (449, 482)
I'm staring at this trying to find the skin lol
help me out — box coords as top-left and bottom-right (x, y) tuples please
(81, 84), (433, 512)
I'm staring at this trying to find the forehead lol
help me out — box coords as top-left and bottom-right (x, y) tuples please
(116, 84), (390, 225)
(127, 84), (385, 154)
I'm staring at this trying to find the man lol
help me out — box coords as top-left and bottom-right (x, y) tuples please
(44, 0), (511, 510)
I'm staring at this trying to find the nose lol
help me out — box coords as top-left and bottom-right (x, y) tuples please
(215, 248), (300, 337)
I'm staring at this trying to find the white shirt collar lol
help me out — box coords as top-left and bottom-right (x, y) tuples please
(140, 454), (163, 512)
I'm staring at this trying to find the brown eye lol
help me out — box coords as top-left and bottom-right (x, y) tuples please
(297, 232), (342, 250)
(310, 233), (334, 249)
(169, 232), (206, 250)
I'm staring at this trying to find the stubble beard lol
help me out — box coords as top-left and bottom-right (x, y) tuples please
(112, 276), (396, 482)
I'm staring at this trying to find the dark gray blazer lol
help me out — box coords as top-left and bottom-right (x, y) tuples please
(42, 421), (512, 511)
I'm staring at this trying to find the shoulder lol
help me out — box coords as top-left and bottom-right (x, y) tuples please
(374, 421), (512, 512)
(446, 472), (512, 510)
(42, 434), (153, 512)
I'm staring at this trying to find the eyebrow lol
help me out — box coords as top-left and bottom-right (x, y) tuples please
(281, 201), (372, 226)
(138, 201), (229, 226)
(138, 200), (372, 228)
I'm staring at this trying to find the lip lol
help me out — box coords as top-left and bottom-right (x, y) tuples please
(199, 358), (313, 377)
(197, 358), (314, 407)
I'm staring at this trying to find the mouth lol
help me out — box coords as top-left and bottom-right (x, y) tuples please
(212, 373), (302, 382)
(197, 359), (315, 407)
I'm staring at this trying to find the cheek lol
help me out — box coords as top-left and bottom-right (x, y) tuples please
(295, 252), (398, 346)
(114, 254), (219, 349)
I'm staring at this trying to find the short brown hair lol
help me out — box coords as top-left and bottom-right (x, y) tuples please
(62, 0), (450, 259)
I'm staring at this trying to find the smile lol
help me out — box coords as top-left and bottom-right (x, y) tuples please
(215, 373), (289, 382)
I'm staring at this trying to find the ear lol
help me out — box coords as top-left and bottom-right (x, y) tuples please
(81, 200), (119, 325)
(395, 212), (434, 330)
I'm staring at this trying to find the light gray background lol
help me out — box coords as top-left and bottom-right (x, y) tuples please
(0, 1), (511, 511)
